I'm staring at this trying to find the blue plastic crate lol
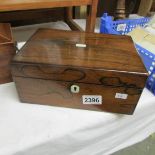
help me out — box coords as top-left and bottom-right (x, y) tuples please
(135, 44), (155, 95)
(100, 13), (150, 35)
(146, 69), (155, 95)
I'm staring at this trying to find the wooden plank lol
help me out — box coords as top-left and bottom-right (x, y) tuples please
(65, 19), (84, 31)
(0, 0), (92, 11)
(65, 7), (84, 31)
(86, 0), (98, 32)
(0, 8), (65, 26)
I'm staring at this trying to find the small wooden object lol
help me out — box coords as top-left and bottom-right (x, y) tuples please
(0, 23), (15, 84)
(114, 0), (126, 20)
(11, 29), (148, 114)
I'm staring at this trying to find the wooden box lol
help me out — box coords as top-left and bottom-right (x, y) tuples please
(0, 23), (15, 84)
(11, 29), (148, 114)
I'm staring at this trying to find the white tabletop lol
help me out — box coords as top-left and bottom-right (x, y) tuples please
(0, 20), (155, 155)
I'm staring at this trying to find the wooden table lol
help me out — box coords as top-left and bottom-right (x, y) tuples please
(0, 0), (98, 32)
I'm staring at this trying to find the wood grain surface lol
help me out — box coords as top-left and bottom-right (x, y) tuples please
(13, 29), (148, 74)
(0, 23), (15, 84)
(0, 0), (91, 11)
(13, 76), (144, 114)
(0, 0), (98, 32)
(12, 29), (148, 114)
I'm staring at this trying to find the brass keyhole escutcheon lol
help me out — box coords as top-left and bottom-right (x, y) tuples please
(70, 85), (80, 93)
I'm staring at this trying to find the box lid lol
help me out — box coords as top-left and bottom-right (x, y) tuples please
(0, 23), (13, 44)
(13, 29), (147, 75)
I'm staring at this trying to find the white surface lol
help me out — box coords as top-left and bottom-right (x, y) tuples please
(0, 20), (155, 155)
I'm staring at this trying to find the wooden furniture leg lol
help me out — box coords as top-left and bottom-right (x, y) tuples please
(65, 7), (83, 31)
(114, 0), (126, 20)
(138, 0), (153, 16)
(86, 0), (98, 32)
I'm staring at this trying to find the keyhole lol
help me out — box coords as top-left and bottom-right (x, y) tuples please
(70, 85), (80, 93)
(74, 86), (77, 91)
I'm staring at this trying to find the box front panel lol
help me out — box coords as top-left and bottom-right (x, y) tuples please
(12, 64), (147, 88)
(14, 76), (145, 114)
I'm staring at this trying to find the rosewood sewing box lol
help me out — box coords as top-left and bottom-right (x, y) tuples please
(0, 23), (15, 84)
(11, 29), (148, 114)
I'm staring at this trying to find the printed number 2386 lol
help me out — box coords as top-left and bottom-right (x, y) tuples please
(83, 95), (102, 105)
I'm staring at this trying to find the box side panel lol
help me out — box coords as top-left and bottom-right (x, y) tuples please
(0, 23), (12, 43)
(0, 43), (16, 84)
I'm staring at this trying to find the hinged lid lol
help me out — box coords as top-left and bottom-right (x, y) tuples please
(12, 29), (148, 75)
